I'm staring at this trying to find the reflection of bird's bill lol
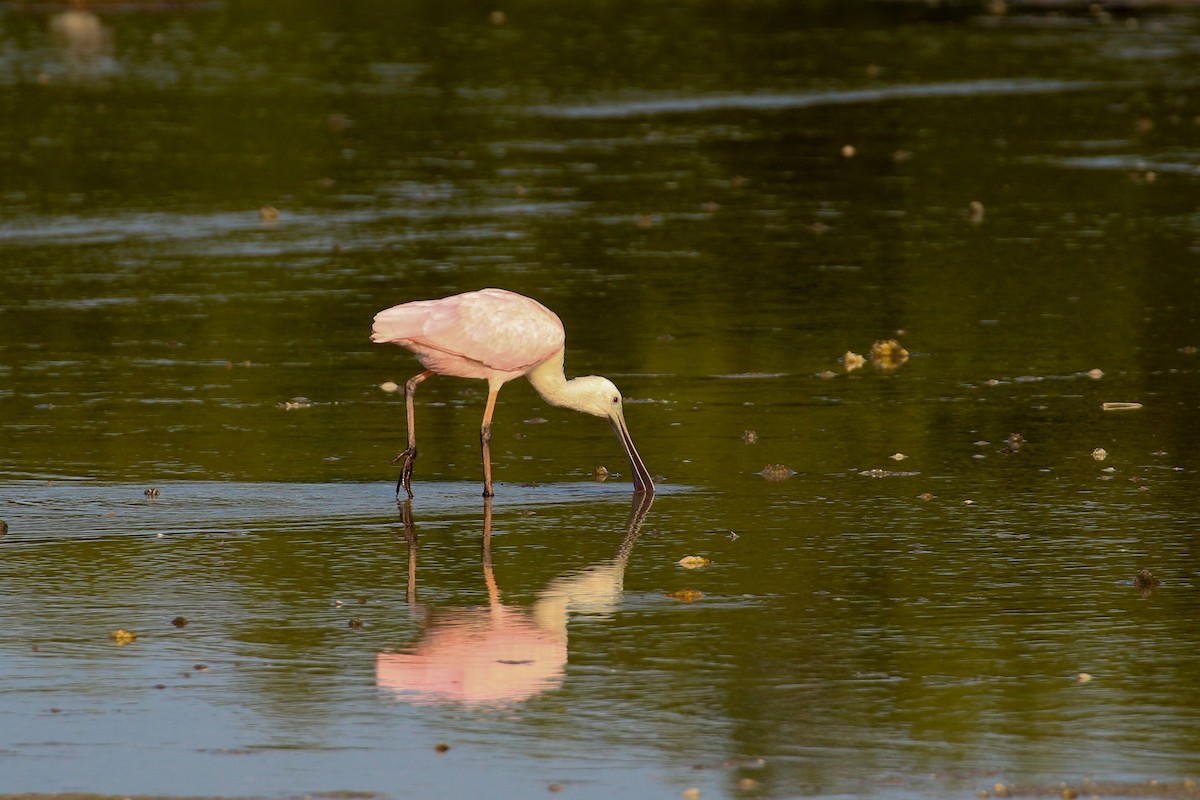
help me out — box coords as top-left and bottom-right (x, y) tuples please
(609, 413), (654, 494)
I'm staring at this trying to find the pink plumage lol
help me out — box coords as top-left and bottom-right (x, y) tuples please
(371, 288), (565, 381)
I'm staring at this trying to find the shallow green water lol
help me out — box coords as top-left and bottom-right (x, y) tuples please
(2, 2), (1200, 798)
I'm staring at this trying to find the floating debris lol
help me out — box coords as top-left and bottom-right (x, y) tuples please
(144, 487), (160, 499)
(968, 200), (985, 224)
(1135, 568), (1160, 597)
(279, 397), (313, 410)
(1084, 368), (1104, 379)
(259, 205), (280, 223)
(816, 370), (838, 380)
(0, 520), (7, 539)
(860, 469), (919, 478)
(870, 339), (909, 370)
(843, 351), (865, 372)
(1102, 402), (1142, 411)
(434, 742), (450, 753)
(889, 452), (908, 461)
(840, 144), (856, 158)
(109, 629), (137, 645)
(591, 465), (610, 482)
(678, 556), (711, 569)
(171, 616), (188, 628)
(348, 618), (364, 629)
(1001, 433), (1025, 455)
(666, 589), (703, 603)
(379, 381), (400, 393)
(917, 492), (936, 501)
(1076, 672), (1093, 683)
(1092, 447), (1108, 461)
(758, 464), (795, 482)
(742, 430), (758, 444)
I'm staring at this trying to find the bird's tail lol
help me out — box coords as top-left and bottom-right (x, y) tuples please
(370, 303), (430, 344)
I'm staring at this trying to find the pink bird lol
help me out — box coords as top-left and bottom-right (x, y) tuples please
(371, 288), (654, 498)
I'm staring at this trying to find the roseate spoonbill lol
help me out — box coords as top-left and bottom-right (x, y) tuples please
(371, 288), (654, 498)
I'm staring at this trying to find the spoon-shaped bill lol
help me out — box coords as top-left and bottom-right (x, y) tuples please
(609, 412), (654, 494)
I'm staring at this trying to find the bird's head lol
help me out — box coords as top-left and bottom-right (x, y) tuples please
(567, 375), (625, 419)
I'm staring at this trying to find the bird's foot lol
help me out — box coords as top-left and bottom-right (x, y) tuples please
(392, 447), (416, 499)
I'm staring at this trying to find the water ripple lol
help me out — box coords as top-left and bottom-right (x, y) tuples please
(528, 78), (1127, 120)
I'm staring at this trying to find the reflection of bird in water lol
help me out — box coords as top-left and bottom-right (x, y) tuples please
(371, 288), (654, 498)
(376, 494), (653, 706)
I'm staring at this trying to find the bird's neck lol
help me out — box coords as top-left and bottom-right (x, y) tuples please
(527, 350), (586, 412)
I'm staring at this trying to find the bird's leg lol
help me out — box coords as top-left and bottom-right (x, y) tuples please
(392, 370), (434, 498)
(479, 386), (500, 498)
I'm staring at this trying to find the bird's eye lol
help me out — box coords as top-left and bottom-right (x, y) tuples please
(612, 396), (620, 404)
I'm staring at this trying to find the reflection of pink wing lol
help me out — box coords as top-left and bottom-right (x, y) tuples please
(377, 607), (567, 706)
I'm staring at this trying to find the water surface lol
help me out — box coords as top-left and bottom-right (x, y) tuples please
(3, 2), (1200, 798)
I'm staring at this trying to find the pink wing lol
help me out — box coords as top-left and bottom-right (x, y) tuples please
(371, 288), (565, 377)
